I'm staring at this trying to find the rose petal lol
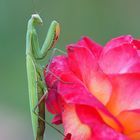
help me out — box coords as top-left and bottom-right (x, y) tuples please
(44, 55), (70, 88)
(67, 45), (112, 104)
(104, 35), (133, 53)
(77, 36), (103, 58)
(45, 88), (62, 114)
(64, 133), (72, 140)
(128, 132), (140, 140)
(88, 72), (112, 105)
(132, 39), (140, 57)
(92, 124), (130, 140)
(107, 74), (140, 116)
(58, 72), (123, 132)
(99, 43), (140, 74)
(132, 39), (140, 50)
(62, 104), (129, 140)
(117, 110), (140, 135)
(62, 105), (92, 140)
(52, 114), (62, 125)
(67, 44), (98, 81)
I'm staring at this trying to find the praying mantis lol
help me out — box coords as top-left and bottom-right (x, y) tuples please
(26, 14), (60, 140)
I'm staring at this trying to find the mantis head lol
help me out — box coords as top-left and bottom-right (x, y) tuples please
(32, 14), (43, 25)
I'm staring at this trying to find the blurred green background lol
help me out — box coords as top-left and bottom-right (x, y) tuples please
(1, 0), (140, 139)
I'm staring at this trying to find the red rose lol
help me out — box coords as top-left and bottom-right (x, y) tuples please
(44, 35), (140, 140)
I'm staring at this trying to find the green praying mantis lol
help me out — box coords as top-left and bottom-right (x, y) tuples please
(26, 14), (61, 140)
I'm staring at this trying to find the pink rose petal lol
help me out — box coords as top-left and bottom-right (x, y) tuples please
(107, 74), (140, 116)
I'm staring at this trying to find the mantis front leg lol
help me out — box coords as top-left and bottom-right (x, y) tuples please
(26, 14), (60, 140)
(26, 14), (60, 59)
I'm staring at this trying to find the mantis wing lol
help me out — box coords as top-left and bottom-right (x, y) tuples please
(26, 55), (38, 139)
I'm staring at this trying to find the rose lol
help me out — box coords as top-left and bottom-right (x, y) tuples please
(44, 35), (140, 140)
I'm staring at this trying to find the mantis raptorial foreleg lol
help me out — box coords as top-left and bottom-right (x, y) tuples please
(26, 14), (60, 59)
(26, 14), (60, 140)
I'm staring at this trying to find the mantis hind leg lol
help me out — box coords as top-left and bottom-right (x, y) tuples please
(45, 48), (73, 84)
(33, 91), (65, 137)
(49, 48), (66, 60)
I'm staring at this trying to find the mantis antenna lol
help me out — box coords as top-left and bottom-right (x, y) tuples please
(31, 0), (39, 14)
